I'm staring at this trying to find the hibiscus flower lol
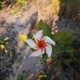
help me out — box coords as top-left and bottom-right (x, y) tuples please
(26, 30), (56, 57)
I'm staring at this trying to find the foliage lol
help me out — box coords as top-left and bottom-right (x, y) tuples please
(17, 70), (26, 80)
(37, 20), (80, 79)
(38, 20), (71, 60)
(0, 36), (14, 80)
(0, 1), (2, 10)
(37, 20), (80, 63)
(37, 72), (51, 80)
(17, 73), (24, 80)
(19, 20), (80, 79)
(38, 20), (52, 38)
(0, 36), (12, 58)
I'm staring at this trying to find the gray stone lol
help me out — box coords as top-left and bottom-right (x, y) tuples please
(0, 4), (43, 80)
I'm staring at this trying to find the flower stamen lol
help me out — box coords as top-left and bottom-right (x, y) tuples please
(37, 39), (47, 50)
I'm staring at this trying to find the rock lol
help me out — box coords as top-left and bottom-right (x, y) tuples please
(0, 4), (43, 80)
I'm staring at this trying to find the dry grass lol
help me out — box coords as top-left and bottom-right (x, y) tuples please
(52, 0), (80, 19)
(52, 0), (60, 15)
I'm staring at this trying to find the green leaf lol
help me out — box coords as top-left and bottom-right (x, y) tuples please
(53, 61), (61, 68)
(17, 74), (24, 80)
(63, 37), (72, 45)
(22, 70), (26, 74)
(27, 33), (33, 39)
(74, 48), (80, 63)
(65, 46), (74, 57)
(40, 53), (48, 62)
(52, 31), (72, 42)
(52, 44), (63, 56)
(0, 1), (2, 10)
(51, 52), (57, 58)
(38, 20), (52, 37)
(64, 31), (72, 40)
(63, 59), (70, 66)
(38, 73), (51, 80)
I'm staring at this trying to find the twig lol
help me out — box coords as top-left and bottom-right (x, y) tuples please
(40, 55), (61, 72)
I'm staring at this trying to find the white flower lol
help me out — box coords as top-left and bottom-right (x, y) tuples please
(26, 30), (56, 57)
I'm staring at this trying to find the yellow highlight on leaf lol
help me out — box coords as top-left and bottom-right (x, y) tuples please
(5, 42), (9, 44)
(0, 45), (5, 49)
(18, 34), (27, 43)
(3, 37), (9, 41)
(5, 49), (8, 53)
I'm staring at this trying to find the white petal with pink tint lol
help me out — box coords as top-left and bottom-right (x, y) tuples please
(46, 44), (52, 57)
(43, 36), (56, 46)
(35, 30), (43, 41)
(25, 39), (37, 49)
(41, 49), (45, 55)
(29, 49), (42, 57)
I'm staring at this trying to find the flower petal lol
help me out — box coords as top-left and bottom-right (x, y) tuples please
(35, 30), (43, 41)
(46, 44), (52, 57)
(29, 49), (42, 57)
(25, 39), (37, 49)
(18, 34), (27, 43)
(43, 36), (56, 45)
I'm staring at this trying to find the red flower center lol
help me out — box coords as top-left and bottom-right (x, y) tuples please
(37, 39), (47, 50)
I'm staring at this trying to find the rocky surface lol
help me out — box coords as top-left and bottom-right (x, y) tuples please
(0, 4), (43, 80)
(0, 0), (80, 80)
